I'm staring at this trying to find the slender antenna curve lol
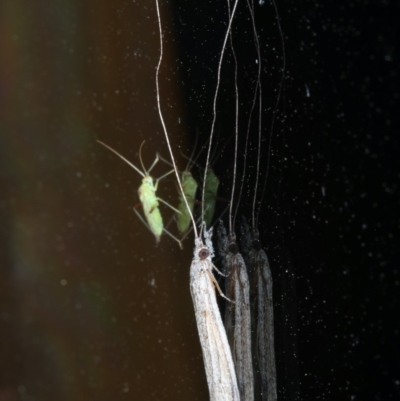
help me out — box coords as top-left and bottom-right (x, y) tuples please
(255, 0), (286, 226)
(201, 0), (240, 233)
(138, 141), (148, 174)
(97, 140), (145, 178)
(227, 0), (240, 238)
(249, 0), (263, 231)
(154, 0), (198, 239)
(233, 0), (263, 232)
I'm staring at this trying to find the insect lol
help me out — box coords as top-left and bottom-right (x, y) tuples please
(232, 0), (284, 396)
(203, 167), (220, 228)
(190, 227), (240, 401)
(218, 220), (254, 401)
(241, 218), (277, 401)
(153, 0), (241, 397)
(179, 142), (222, 231)
(97, 140), (183, 248)
(160, 148), (220, 233)
(177, 169), (198, 233)
(155, 151), (199, 235)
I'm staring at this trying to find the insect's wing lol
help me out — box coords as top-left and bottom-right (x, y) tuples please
(203, 170), (220, 227)
(138, 178), (163, 241)
(190, 258), (240, 401)
(177, 172), (198, 233)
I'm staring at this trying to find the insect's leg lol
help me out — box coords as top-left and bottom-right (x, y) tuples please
(134, 206), (182, 248)
(212, 263), (228, 277)
(156, 153), (175, 168)
(147, 153), (160, 174)
(133, 208), (154, 233)
(163, 214), (174, 230)
(157, 197), (182, 215)
(177, 224), (194, 243)
(154, 169), (176, 190)
(162, 227), (183, 249)
(206, 269), (234, 303)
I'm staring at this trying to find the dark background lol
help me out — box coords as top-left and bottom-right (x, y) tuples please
(0, 0), (398, 400)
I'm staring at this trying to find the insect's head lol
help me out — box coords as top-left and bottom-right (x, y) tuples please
(142, 176), (154, 186)
(228, 232), (239, 254)
(182, 170), (193, 180)
(252, 239), (262, 251)
(199, 247), (210, 260)
(206, 168), (220, 186)
(251, 227), (262, 251)
(228, 242), (239, 255)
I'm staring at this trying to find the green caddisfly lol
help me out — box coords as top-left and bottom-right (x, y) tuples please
(177, 170), (198, 233)
(156, 151), (199, 235)
(203, 167), (220, 228)
(177, 160), (219, 231)
(97, 140), (183, 248)
(178, 151), (220, 230)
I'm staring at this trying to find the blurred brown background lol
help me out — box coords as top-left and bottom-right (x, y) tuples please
(0, 1), (207, 400)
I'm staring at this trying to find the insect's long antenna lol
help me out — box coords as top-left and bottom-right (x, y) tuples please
(255, 0), (286, 227)
(139, 140), (149, 175)
(227, 0), (239, 238)
(154, 0), (198, 239)
(233, 0), (261, 232)
(97, 140), (145, 178)
(201, 0), (239, 232)
(243, 0), (263, 232)
(185, 129), (199, 172)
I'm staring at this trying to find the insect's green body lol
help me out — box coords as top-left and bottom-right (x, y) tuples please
(97, 140), (184, 247)
(204, 168), (220, 227)
(138, 175), (163, 243)
(177, 171), (198, 233)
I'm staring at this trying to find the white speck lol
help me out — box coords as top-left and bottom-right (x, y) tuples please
(259, 0), (265, 4)
(76, 171), (82, 178)
(149, 278), (157, 288)
(255, 59), (259, 64)
(305, 84), (310, 98)
(61, 279), (67, 286)
(321, 186), (326, 196)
